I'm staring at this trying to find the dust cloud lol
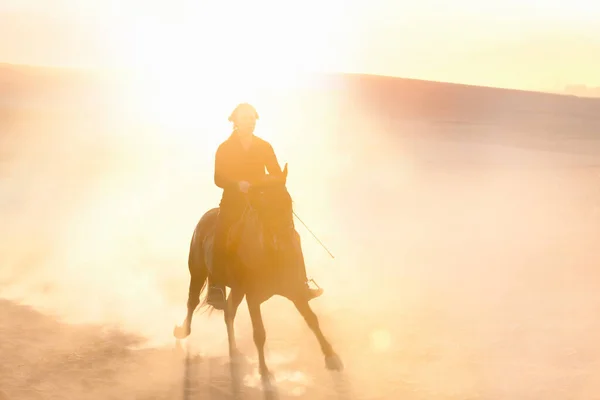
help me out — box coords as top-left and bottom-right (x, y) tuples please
(2, 70), (600, 399)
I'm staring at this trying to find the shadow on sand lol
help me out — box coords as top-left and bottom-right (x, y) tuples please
(0, 299), (350, 400)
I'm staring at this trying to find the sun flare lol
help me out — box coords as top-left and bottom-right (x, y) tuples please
(370, 329), (393, 353)
(121, 0), (343, 151)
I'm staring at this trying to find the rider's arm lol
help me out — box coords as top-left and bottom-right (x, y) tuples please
(214, 143), (236, 190)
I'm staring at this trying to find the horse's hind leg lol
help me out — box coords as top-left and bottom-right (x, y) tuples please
(225, 287), (245, 361)
(293, 299), (344, 371)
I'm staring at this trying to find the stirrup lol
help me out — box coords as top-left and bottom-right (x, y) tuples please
(207, 286), (226, 309)
(208, 286), (226, 297)
(306, 279), (324, 300)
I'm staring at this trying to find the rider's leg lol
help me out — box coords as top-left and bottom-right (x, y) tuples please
(207, 212), (231, 310)
(207, 201), (244, 309)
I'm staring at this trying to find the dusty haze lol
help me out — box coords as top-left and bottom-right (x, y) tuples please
(2, 65), (600, 399)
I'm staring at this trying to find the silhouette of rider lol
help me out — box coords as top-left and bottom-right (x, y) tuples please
(206, 103), (324, 309)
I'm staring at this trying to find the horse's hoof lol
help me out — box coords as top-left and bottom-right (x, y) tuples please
(260, 369), (275, 384)
(173, 324), (191, 339)
(263, 386), (279, 400)
(325, 353), (344, 371)
(261, 372), (278, 399)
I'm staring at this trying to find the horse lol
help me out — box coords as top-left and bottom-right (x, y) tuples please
(173, 164), (343, 384)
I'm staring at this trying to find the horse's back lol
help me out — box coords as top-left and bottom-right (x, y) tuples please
(189, 207), (218, 262)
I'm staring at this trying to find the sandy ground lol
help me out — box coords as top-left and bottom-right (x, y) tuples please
(3, 76), (600, 399)
(3, 158), (600, 400)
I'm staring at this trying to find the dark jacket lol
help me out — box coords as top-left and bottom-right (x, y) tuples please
(214, 132), (282, 204)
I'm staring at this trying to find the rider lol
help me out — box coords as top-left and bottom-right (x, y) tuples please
(206, 102), (324, 309)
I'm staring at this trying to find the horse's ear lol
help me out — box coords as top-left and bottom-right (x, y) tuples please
(282, 163), (288, 182)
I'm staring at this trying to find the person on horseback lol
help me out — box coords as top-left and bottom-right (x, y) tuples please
(206, 102), (324, 309)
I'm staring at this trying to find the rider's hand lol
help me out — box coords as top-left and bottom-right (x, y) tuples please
(238, 181), (251, 193)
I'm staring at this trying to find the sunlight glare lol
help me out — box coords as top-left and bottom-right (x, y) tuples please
(121, 0), (345, 151)
(370, 329), (393, 353)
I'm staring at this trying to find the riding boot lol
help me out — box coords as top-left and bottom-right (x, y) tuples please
(294, 231), (324, 300)
(306, 280), (324, 300)
(206, 279), (226, 311)
(207, 250), (227, 310)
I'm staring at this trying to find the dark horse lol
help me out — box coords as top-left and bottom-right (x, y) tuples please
(173, 164), (343, 382)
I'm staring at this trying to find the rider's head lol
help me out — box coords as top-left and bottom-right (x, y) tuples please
(229, 103), (259, 135)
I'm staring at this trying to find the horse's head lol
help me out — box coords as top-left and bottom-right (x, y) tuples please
(250, 163), (294, 238)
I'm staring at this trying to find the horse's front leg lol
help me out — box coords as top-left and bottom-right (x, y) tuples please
(226, 286), (247, 399)
(293, 299), (344, 371)
(247, 297), (272, 380)
(225, 286), (245, 363)
(174, 256), (208, 339)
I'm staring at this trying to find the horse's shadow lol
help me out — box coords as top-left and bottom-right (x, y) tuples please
(175, 340), (351, 400)
(227, 354), (280, 400)
(226, 352), (349, 400)
(176, 344), (281, 400)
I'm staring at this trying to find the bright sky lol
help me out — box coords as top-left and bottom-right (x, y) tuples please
(1, 0), (599, 90)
